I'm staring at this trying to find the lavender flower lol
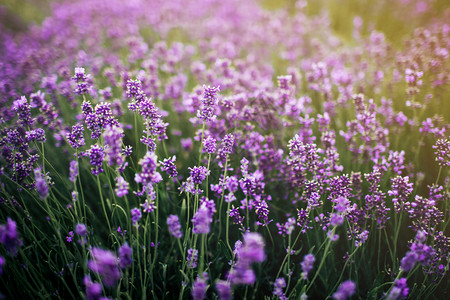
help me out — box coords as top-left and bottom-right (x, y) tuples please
(197, 85), (220, 122)
(160, 156), (178, 178)
(135, 151), (162, 191)
(217, 134), (234, 162)
(104, 125), (124, 167)
(67, 124), (85, 149)
(229, 232), (265, 285)
(131, 208), (142, 226)
(192, 205), (213, 234)
(118, 243), (132, 269)
(333, 280), (356, 300)
(0, 256), (4, 275)
(141, 199), (156, 213)
(187, 248), (198, 268)
(12, 96), (32, 126)
(83, 275), (102, 300)
(72, 67), (91, 95)
(86, 145), (104, 175)
(189, 166), (210, 184)
(300, 254), (315, 280)
(432, 138), (450, 167)
(115, 176), (129, 197)
(69, 160), (78, 182)
(75, 223), (87, 237)
(25, 128), (46, 143)
(202, 136), (217, 153)
(273, 278), (288, 300)
(192, 276), (207, 300)
(88, 248), (121, 287)
(126, 79), (142, 98)
(34, 168), (49, 199)
(167, 215), (182, 238)
(388, 176), (413, 212)
(215, 280), (231, 300)
(0, 218), (23, 256)
(386, 278), (409, 300)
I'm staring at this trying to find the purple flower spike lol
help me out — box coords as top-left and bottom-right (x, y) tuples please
(167, 214), (182, 238)
(300, 254), (315, 280)
(131, 208), (142, 226)
(192, 206), (213, 234)
(75, 223), (87, 237)
(386, 278), (409, 300)
(333, 280), (356, 300)
(34, 168), (49, 199)
(192, 276), (208, 300)
(216, 280), (231, 300)
(197, 85), (220, 122)
(118, 243), (133, 269)
(88, 248), (121, 287)
(189, 166), (210, 184)
(69, 160), (78, 182)
(0, 218), (23, 256)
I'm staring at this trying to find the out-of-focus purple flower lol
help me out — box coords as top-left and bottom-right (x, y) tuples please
(104, 125), (124, 167)
(84, 275), (102, 300)
(386, 278), (409, 300)
(75, 223), (87, 237)
(131, 208), (142, 226)
(118, 243), (132, 269)
(333, 280), (356, 300)
(229, 232), (266, 285)
(0, 256), (4, 275)
(215, 280), (231, 300)
(300, 254), (315, 280)
(192, 276), (208, 300)
(327, 230), (339, 242)
(189, 166), (210, 184)
(187, 248), (198, 268)
(160, 156), (178, 178)
(34, 168), (49, 199)
(115, 176), (129, 197)
(167, 215), (182, 238)
(192, 205), (213, 234)
(273, 277), (288, 300)
(330, 213), (344, 227)
(197, 85), (220, 122)
(69, 160), (78, 182)
(88, 248), (121, 287)
(400, 251), (419, 272)
(181, 138), (193, 151)
(0, 218), (22, 256)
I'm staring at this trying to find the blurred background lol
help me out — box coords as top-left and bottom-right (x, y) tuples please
(2, 0), (450, 47)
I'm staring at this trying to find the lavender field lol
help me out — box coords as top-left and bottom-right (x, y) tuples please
(0, 0), (449, 299)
